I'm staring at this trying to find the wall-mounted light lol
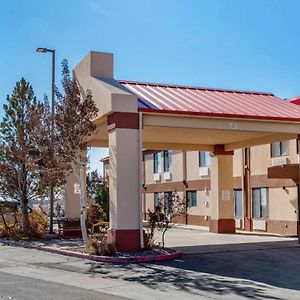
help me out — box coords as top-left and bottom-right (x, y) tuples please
(282, 186), (289, 194)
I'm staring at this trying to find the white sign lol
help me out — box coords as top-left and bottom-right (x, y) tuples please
(74, 183), (80, 195)
(229, 122), (238, 129)
(221, 190), (231, 201)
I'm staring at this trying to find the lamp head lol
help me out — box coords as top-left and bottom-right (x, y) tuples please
(36, 47), (50, 53)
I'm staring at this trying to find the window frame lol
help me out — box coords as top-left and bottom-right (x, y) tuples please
(164, 191), (173, 214)
(153, 152), (161, 174)
(271, 141), (290, 158)
(163, 150), (172, 172)
(199, 151), (211, 167)
(187, 190), (197, 208)
(252, 187), (269, 220)
(154, 192), (161, 208)
(234, 189), (243, 219)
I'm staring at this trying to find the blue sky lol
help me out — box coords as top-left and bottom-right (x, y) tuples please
(1, 0), (300, 172)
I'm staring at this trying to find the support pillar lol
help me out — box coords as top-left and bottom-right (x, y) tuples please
(209, 145), (235, 233)
(107, 112), (141, 252)
(64, 172), (80, 219)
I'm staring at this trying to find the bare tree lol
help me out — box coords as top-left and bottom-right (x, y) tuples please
(147, 192), (186, 248)
(55, 60), (98, 246)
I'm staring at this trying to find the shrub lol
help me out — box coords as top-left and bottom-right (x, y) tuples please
(0, 208), (48, 240)
(87, 203), (106, 227)
(86, 238), (101, 255)
(28, 209), (49, 239)
(86, 237), (116, 256)
(146, 192), (186, 248)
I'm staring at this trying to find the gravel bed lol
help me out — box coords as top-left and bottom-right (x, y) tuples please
(64, 246), (176, 258)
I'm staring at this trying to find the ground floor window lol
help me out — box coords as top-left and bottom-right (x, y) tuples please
(234, 189), (243, 218)
(187, 191), (197, 208)
(163, 192), (173, 214)
(252, 188), (268, 219)
(154, 192), (161, 208)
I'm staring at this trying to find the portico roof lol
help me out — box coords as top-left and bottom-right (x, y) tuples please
(74, 51), (300, 152)
(120, 80), (300, 122)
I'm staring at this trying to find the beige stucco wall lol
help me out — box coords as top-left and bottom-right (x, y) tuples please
(109, 128), (140, 230)
(170, 151), (183, 182)
(186, 151), (200, 180)
(210, 155), (234, 220)
(145, 191), (184, 211)
(143, 142), (299, 225)
(233, 149), (243, 177)
(145, 193), (154, 212)
(64, 173), (80, 219)
(187, 189), (211, 216)
(250, 145), (270, 175)
(145, 153), (155, 185)
(74, 51), (138, 118)
(288, 139), (298, 163)
(268, 186), (298, 221)
(144, 151), (183, 184)
(250, 140), (298, 176)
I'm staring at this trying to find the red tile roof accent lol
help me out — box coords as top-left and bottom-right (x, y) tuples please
(289, 96), (300, 105)
(119, 80), (300, 122)
(100, 156), (109, 162)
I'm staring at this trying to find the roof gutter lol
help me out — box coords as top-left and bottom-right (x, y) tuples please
(138, 108), (300, 123)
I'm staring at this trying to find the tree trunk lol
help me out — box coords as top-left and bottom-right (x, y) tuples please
(73, 151), (89, 247)
(20, 197), (29, 233)
(19, 162), (29, 234)
(79, 163), (89, 247)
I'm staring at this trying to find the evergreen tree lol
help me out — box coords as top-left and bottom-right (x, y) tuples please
(0, 78), (44, 233)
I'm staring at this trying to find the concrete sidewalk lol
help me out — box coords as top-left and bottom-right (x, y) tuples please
(154, 226), (299, 254)
(27, 226), (299, 256)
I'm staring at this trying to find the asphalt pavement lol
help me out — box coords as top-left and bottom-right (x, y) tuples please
(0, 227), (300, 300)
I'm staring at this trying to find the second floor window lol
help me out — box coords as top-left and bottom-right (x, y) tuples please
(163, 150), (172, 172)
(153, 152), (161, 173)
(199, 151), (211, 167)
(271, 141), (290, 157)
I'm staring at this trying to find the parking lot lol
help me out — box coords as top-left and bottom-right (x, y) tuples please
(1, 226), (300, 299)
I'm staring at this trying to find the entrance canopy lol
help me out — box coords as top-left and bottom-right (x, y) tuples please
(74, 51), (300, 151)
(71, 51), (300, 251)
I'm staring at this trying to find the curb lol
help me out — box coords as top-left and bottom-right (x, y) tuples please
(0, 239), (182, 263)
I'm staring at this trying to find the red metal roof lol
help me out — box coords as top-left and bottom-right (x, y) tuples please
(119, 80), (300, 122)
(100, 156), (109, 162)
(289, 96), (300, 105)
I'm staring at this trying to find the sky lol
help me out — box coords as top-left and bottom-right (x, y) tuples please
(1, 0), (300, 173)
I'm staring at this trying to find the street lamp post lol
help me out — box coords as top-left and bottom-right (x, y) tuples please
(36, 47), (55, 234)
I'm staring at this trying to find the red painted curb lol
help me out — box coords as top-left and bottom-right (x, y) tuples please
(0, 239), (182, 263)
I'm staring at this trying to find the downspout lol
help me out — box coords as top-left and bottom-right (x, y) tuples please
(244, 147), (251, 231)
(138, 112), (144, 249)
(183, 151), (188, 224)
(297, 183), (300, 244)
(241, 148), (245, 230)
(142, 152), (146, 221)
